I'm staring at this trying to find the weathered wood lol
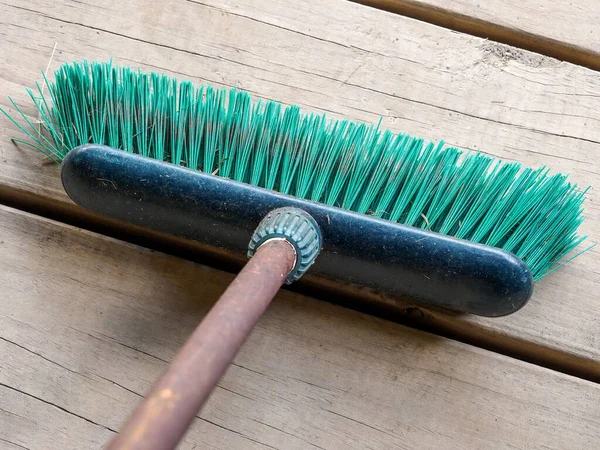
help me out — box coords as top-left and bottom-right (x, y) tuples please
(0, 0), (598, 377)
(0, 385), (113, 450)
(1, 204), (599, 450)
(352, 0), (600, 70)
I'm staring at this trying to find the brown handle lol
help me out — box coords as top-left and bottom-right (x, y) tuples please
(106, 238), (296, 450)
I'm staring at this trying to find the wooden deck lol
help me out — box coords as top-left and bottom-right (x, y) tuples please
(0, 0), (599, 448)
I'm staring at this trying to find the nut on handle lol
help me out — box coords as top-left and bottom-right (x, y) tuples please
(248, 207), (322, 284)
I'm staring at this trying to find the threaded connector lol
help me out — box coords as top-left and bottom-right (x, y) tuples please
(248, 208), (322, 284)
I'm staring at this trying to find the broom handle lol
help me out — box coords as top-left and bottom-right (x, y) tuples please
(106, 238), (296, 450)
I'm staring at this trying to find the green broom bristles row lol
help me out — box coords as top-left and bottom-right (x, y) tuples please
(0, 61), (593, 280)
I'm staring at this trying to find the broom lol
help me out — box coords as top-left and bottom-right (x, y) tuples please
(1, 60), (592, 449)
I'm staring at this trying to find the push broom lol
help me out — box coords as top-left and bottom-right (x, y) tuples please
(1, 61), (592, 449)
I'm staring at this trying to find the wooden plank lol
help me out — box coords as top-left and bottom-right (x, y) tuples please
(1, 204), (599, 450)
(0, 385), (113, 450)
(352, 0), (600, 70)
(0, 0), (598, 376)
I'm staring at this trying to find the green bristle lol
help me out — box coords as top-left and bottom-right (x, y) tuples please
(0, 60), (593, 280)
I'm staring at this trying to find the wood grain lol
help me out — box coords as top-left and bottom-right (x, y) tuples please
(352, 0), (600, 70)
(1, 204), (599, 450)
(0, 0), (598, 376)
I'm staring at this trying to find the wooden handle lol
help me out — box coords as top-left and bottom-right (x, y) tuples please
(106, 238), (296, 450)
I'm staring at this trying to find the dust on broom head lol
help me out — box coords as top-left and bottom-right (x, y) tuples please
(0, 60), (592, 280)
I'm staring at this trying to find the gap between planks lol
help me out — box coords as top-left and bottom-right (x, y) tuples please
(351, 0), (600, 72)
(1, 183), (598, 385)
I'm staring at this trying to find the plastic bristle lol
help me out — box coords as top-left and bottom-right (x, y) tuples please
(1, 60), (592, 280)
